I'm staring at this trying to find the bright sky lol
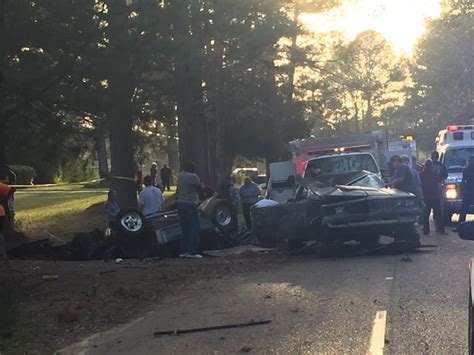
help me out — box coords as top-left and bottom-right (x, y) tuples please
(300, 0), (442, 55)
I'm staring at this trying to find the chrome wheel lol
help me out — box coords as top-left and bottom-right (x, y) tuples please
(215, 205), (232, 227)
(120, 212), (143, 232)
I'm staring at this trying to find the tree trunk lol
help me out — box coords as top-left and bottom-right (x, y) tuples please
(166, 122), (179, 174)
(107, 0), (137, 208)
(173, 18), (209, 184)
(94, 130), (109, 180)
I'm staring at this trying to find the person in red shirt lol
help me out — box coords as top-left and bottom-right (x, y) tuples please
(135, 163), (143, 193)
(420, 159), (445, 235)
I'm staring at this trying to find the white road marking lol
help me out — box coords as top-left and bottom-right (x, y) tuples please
(367, 310), (387, 355)
(385, 277), (393, 280)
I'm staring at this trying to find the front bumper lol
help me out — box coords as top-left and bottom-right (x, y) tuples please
(442, 199), (474, 215)
(322, 209), (419, 230)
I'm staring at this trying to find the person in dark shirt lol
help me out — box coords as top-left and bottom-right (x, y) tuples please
(390, 155), (418, 195)
(431, 151), (448, 180)
(160, 164), (172, 191)
(420, 159), (445, 234)
(459, 156), (474, 223)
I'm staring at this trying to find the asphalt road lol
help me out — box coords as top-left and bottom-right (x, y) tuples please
(58, 227), (473, 354)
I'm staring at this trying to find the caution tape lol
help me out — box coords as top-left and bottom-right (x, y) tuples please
(11, 178), (107, 189)
(10, 175), (141, 189)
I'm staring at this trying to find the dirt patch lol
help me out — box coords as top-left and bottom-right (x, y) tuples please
(0, 253), (287, 354)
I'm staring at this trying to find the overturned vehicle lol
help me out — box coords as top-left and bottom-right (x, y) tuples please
(252, 170), (421, 250)
(9, 196), (240, 261)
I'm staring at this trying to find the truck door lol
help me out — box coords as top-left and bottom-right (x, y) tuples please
(267, 161), (295, 203)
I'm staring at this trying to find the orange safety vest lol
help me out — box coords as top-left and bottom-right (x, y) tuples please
(0, 183), (12, 217)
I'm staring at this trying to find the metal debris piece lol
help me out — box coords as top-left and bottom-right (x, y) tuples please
(154, 320), (271, 337)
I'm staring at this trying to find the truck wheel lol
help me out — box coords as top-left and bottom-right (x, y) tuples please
(211, 200), (237, 233)
(116, 208), (146, 237)
(360, 234), (379, 249)
(395, 223), (420, 245)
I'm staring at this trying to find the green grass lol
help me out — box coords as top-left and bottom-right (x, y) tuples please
(15, 190), (108, 239)
(14, 186), (177, 239)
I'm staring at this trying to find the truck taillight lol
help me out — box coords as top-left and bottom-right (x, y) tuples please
(445, 184), (458, 199)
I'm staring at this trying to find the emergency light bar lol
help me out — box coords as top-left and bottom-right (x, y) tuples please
(307, 144), (371, 156)
(447, 125), (473, 131)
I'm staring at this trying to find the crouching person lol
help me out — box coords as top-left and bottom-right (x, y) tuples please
(104, 190), (120, 229)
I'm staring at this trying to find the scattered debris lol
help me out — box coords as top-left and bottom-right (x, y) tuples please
(42, 274), (58, 281)
(153, 319), (272, 337)
(240, 346), (253, 353)
(203, 245), (275, 257)
(400, 255), (413, 262)
(115, 258), (123, 264)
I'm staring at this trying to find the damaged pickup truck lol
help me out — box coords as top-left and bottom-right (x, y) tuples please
(252, 170), (421, 250)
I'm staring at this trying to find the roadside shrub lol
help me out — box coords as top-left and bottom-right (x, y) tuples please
(56, 158), (99, 183)
(9, 165), (37, 185)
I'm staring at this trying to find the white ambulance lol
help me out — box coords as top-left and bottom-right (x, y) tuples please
(436, 125), (474, 222)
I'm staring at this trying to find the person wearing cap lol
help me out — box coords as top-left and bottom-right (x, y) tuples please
(0, 182), (14, 263)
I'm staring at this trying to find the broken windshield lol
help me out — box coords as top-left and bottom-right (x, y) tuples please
(304, 154), (378, 178)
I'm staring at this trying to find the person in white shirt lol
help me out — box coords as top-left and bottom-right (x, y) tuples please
(139, 175), (164, 216)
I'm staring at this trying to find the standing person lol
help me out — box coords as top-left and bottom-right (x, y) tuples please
(177, 162), (203, 259)
(458, 156), (474, 224)
(150, 162), (158, 186)
(431, 151), (448, 225)
(390, 155), (418, 195)
(420, 159), (445, 234)
(135, 164), (143, 194)
(139, 175), (164, 216)
(239, 177), (261, 230)
(104, 190), (120, 228)
(160, 164), (172, 191)
(401, 155), (424, 208)
(431, 151), (448, 180)
(0, 182), (14, 265)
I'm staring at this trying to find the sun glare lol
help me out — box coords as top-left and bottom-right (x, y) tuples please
(300, 0), (442, 55)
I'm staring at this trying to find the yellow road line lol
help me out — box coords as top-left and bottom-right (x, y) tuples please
(368, 310), (387, 355)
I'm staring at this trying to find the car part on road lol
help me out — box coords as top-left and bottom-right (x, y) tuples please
(153, 319), (272, 337)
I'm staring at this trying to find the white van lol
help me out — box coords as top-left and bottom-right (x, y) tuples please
(436, 125), (474, 222)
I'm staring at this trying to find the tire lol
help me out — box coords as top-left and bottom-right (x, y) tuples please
(470, 287), (474, 355)
(317, 224), (332, 255)
(394, 223), (420, 245)
(287, 238), (304, 251)
(210, 200), (237, 233)
(360, 234), (379, 249)
(116, 208), (146, 237)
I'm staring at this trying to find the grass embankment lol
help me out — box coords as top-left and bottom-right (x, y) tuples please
(14, 185), (176, 239)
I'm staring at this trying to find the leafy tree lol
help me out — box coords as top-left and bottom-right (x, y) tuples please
(406, 0), (473, 136)
(299, 30), (409, 135)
